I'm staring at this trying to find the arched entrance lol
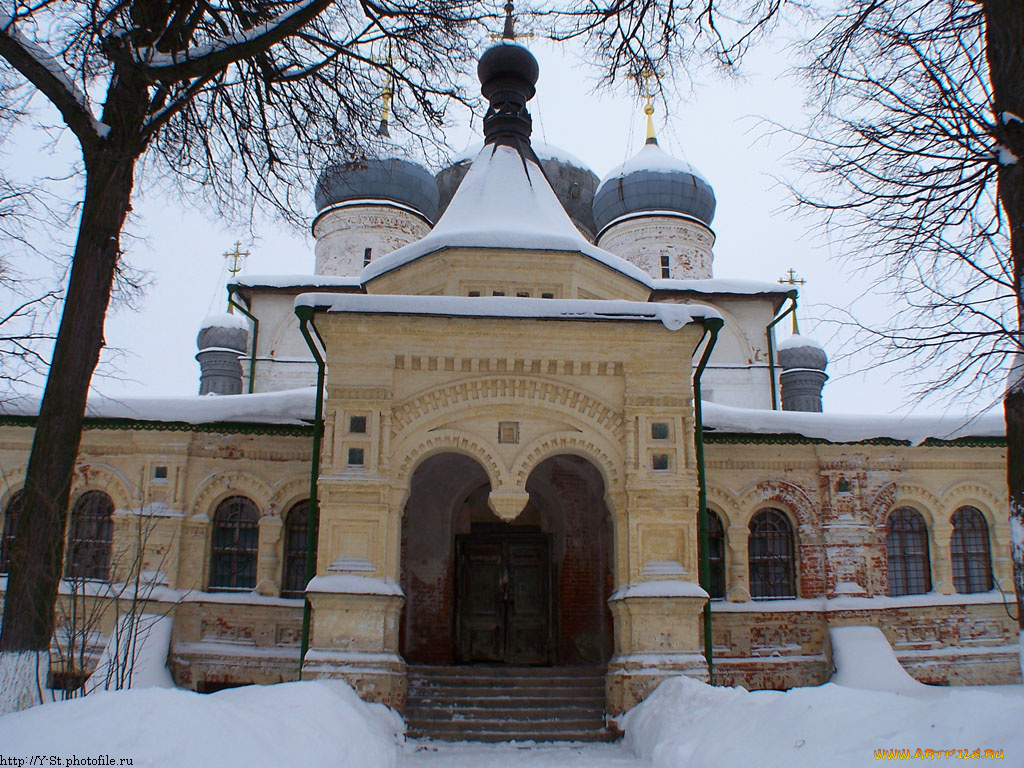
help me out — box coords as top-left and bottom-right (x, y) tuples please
(400, 452), (612, 667)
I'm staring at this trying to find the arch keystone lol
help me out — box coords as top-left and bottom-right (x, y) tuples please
(488, 489), (531, 522)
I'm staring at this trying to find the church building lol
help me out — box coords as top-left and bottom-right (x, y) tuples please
(0, 32), (1018, 741)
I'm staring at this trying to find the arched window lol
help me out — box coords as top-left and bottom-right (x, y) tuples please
(748, 509), (796, 598)
(886, 507), (931, 596)
(699, 509), (726, 599)
(1, 491), (23, 574)
(950, 506), (992, 594)
(66, 491), (114, 581)
(282, 500), (318, 599)
(209, 496), (259, 591)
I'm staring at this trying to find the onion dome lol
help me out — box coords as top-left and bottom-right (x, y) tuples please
(314, 156), (439, 222)
(593, 140), (717, 233)
(776, 332), (828, 372)
(196, 311), (249, 396)
(436, 142), (600, 237)
(777, 332), (828, 413)
(197, 311), (249, 353)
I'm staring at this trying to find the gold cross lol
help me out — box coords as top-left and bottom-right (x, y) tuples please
(778, 268), (806, 334)
(224, 241), (250, 278)
(778, 268), (806, 287)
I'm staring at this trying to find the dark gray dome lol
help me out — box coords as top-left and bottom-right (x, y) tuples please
(198, 312), (248, 353)
(436, 144), (600, 237)
(593, 141), (716, 232)
(777, 335), (828, 371)
(315, 156), (439, 222)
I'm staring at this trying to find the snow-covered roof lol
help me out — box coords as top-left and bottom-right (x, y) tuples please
(0, 387), (1003, 443)
(358, 144), (651, 285)
(702, 401), (1003, 445)
(233, 274), (362, 290)
(650, 278), (791, 296)
(1, 388), (316, 426)
(295, 294), (720, 331)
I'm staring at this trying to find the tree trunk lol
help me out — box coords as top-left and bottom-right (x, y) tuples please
(0, 152), (137, 712)
(985, 0), (1024, 636)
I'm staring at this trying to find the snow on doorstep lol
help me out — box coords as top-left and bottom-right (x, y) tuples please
(199, 310), (249, 331)
(622, 675), (1024, 768)
(1, 387), (317, 426)
(0, 680), (402, 768)
(234, 273), (362, 289)
(650, 277), (791, 295)
(295, 293), (720, 331)
(596, 142), (710, 196)
(776, 332), (825, 351)
(702, 400), (1003, 444)
(610, 579), (709, 600)
(359, 144), (650, 285)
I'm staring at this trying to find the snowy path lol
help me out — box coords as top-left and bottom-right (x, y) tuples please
(400, 739), (651, 768)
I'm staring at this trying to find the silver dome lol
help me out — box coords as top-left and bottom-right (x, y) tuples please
(593, 141), (716, 232)
(315, 156), (439, 222)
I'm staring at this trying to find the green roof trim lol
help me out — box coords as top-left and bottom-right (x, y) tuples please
(704, 431), (1005, 448)
(0, 414), (314, 438)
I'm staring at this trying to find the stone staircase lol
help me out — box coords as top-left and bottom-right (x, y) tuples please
(405, 665), (615, 743)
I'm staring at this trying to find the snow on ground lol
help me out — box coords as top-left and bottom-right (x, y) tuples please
(0, 680), (402, 768)
(400, 740), (647, 767)
(624, 677), (1023, 767)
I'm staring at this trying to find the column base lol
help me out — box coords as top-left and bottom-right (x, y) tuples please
(301, 649), (406, 709)
(605, 652), (708, 718)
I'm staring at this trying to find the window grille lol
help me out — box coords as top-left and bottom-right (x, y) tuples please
(282, 501), (318, 598)
(886, 507), (931, 596)
(209, 496), (259, 591)
(749, 508), (796, 598)
(950, 506), (992, 594)
(0, 491), (23, 573)
(66, 491), (114, 581)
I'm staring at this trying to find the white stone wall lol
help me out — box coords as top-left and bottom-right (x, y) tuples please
(313, 203), (432, 276)
(597, 214), (716, 280)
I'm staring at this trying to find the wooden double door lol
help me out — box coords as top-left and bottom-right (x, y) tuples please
(455, 530), (553, 665)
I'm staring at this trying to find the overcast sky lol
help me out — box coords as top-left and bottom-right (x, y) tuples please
(4, 30), (996, 418)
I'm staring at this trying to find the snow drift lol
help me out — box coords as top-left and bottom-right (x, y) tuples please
(623, 676), (1023, 768)
(0, 680), (402, 768)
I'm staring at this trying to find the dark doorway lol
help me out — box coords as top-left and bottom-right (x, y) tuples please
(455, 528), (553, 664)
(400, 452), (612, 668)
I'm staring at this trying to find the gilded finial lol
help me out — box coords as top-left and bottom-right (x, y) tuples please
(634, 65), (662, 144)
(375, 42), (395, 137)
(778, 268), (806, 334)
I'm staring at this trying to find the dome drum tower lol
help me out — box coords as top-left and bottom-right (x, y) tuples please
(592, 137), (718, 281)
(312, 154), (440, 278)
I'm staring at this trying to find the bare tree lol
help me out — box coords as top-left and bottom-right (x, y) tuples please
(0, 0), (494, 712)
(789, 0), (1024, 628)
(0, 0), (792, 712)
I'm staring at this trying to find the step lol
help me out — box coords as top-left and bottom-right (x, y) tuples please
(407, 729), (619, 743)
(404, 665), (614, 743)
(407, 706), (603, 721)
